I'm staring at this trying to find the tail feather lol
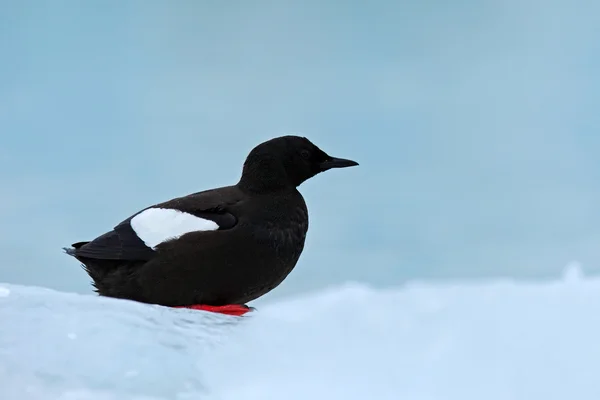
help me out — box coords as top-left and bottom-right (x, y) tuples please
(63, 241), (89, 257)
(63, 247), (77, 256)
(63, 241), (145, 301)
(63, 242), (109, 294)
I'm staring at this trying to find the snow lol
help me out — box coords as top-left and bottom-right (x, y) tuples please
(1, 266), (600, 400)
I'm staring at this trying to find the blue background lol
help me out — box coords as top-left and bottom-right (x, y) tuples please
(1, 0), (599, 301)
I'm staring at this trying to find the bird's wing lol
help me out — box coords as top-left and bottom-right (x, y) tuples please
(70, 187), (242, 261)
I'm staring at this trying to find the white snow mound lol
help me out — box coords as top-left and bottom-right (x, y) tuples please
(1, 269), (600, 400)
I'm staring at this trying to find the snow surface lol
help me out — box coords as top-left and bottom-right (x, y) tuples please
(1, 264), (600, 400)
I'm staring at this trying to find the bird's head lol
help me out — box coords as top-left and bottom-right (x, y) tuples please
(239, 135), (359, 192)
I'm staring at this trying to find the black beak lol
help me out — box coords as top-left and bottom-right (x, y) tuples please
(319, 157), (359, 171)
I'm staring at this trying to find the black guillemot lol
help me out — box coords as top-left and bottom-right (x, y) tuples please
(64, 135), (358, 316)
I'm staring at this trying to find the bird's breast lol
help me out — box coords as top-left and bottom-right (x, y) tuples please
(239, 197), (309, 263)
(250, 213), (307, 256)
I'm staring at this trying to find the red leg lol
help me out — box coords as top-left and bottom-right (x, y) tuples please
(174, 304), (254, 316)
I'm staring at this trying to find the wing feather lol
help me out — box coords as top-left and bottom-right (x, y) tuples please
(70, 186), (241, 261)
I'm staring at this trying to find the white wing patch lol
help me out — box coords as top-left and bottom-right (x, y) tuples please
(130, 207), (219, 249)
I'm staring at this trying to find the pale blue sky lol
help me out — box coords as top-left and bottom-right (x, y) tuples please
(1, 1), (600, 301)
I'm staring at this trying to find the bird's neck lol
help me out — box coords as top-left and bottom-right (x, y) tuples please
(237, 156), (294, 194)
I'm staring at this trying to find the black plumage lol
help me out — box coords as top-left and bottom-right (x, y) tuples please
(64, 135), (358, 308)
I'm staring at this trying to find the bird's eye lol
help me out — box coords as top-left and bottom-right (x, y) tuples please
(300, 150), (310, 160)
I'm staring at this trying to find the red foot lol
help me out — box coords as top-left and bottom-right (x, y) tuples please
(174, 304), (253, 316)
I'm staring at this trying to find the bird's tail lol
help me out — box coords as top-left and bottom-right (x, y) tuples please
(63, 242), (89, 257)
(63, 247), (76, 256)
(62, 242), (106, 294)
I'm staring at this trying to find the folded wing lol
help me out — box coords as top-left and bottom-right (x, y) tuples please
(69, 188), (240, 261)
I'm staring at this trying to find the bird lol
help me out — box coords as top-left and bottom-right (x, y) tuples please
(64, 135), (358, 316)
